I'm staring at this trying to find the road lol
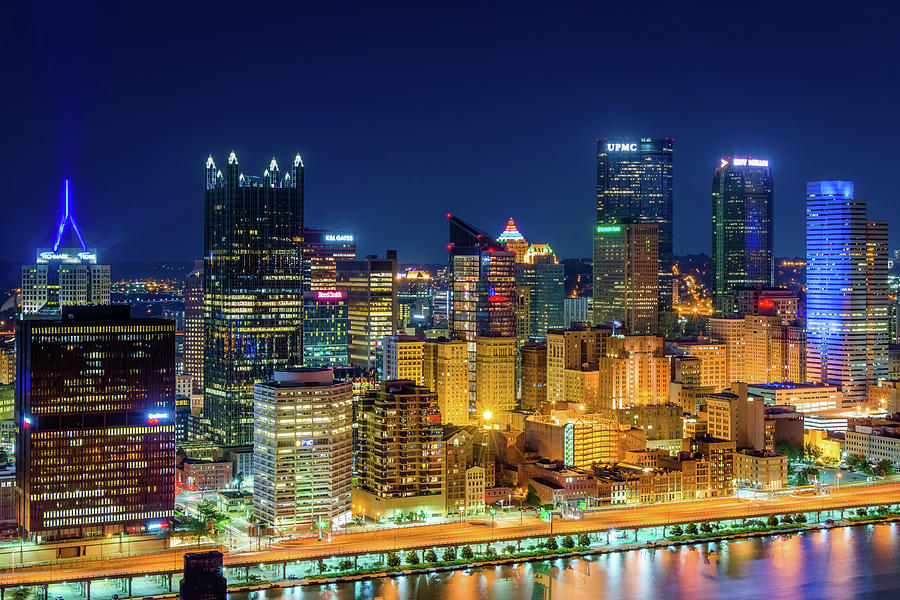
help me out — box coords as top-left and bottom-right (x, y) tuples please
(2, 481), (899, 586)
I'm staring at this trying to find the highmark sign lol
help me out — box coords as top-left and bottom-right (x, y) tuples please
(606, 143), (638, 152)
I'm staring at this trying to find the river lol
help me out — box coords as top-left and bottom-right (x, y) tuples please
(229, 523), (900, 599)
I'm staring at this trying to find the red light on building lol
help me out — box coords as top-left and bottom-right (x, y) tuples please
(488, 295), (507, 303)
(759, 299), (775, 309)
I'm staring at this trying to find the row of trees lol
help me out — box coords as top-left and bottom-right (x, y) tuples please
(845, 454), (896, 477)
(668, 514), (809, 537)
(371, 534), (595, 570)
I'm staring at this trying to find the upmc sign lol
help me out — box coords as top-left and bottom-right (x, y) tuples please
(606, 143), (638, 152)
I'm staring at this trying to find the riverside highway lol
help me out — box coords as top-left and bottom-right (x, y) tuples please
(1, 481), (899, 587)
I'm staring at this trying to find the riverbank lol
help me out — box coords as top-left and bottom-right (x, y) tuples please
(221, 510), (900, 593)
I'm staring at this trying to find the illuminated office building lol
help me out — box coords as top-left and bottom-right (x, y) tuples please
(595, 137), (674, 311)
(520, 342), (547, 411)
(474, 335), (516, 417)
(183, 260), (204, 394)
(382, 334), (425, 385)
(423, 338), (470, 425)
(598, 335), (669, 409)
(204, 152), (304, 447)
(302, 290), (349, 368)
(302, 229), (356, 292)
(253, 368), (352, 529)
(497, 217), (529, 262)
(16, 306), (175, 539)
(516, 244), (564, 340)
(336, 251), (398, 372)
(711, 156), (774, 314)
(397, 269), (433, 329)
(354, 381), (445, 519)
(21, 180), (110, 316)
(592, 223), (659, 334)
(806, 181), (888, 404)
(448, 216), (516, 406)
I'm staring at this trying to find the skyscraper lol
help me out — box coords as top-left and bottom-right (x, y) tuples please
(336, 251), (398, 372)
(183, 260), (204, 394)
(448, 215), (516, 407)
(595, 137), (673, 311)
(302, 290), (349, 368)
(16, 306), (175, 538)
(514, 243), (564, 340)
(592, 223), (659, 334)
(806, 181), (888, 404)
(204, 152), (304, 447)
(712, 156), (774, 313)
(253, 368), (352, 530)
(302, 229), (356, 292)
(21, 180), (110, 316)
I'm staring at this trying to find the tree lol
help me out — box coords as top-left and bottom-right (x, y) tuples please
(406, 550), (420, 565)
(856, 508), (869, 517)
(196, 502), (230, 535)
(803, 442), (823, 464)
(504, 544), (517, 554)
(561, 535), (575, 549)
(9, 588), (30, 600)
(793, 513), (806, 524)
(546, 536), (558, 550)
(578, 533), (591, 547)
(670, 525), (683, 536)
(485, 545), (496, 557)
(873, 459), (896, 477)
(877, 505), (890, 516)
(775, 440), (804, 462)
(185, 517), (210, 547)
(460, 546), (474, 560)
(386, 552), (401, 568)
(338, 559), (354, 572)
(424, 549), (438, 563)
(700, 522), (712, 534)
(767, 515), (779, 527)
(526, 484), (542, 507)
(781, 514), (793, 524)
(442, 546), (457, 561)
(316, 558), (326, 574)
(684, 523), (698, 535)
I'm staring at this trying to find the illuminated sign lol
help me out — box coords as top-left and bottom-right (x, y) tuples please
(23, 416), (32, 430)
(487, 296), (507, 302)
(316, 291), (344, 300)
(732, 158), (769, 167)
(596, 225), (622, 233)
(324, 234), (354, 242)
(148, 412), (168, 424)
(606, 143), (638, 152)
(299, 439), (314, 447)
(758, 299), (775, 309)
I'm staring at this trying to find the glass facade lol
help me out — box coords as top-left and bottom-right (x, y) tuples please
(595, 138), (673, 312)
(204, 153), (304, 447)
(712, 156), (774, 313)
(15, 306), (175, 538)
(302, 291), (349, 368)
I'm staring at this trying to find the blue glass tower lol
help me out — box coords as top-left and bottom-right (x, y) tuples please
(806, 181), (888, 405)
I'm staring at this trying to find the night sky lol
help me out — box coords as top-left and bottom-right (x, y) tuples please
(4, 2), (899, 265)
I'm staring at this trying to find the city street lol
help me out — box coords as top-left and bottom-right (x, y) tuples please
(1, 480), (898, 588)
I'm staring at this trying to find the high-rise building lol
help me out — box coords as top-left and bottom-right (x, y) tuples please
(546, 325), (610, 406)
(516, 246), (565, 340)
(806, 181), (888, 404)
(16, 306), (175, 538)
(302, 290), (349, 368)
(564, 297), (591, 329)
(448, 216), (516, 407)
(397, 269), (433, 330)
(711, 156), (774, 314)
(382, 334), (425, 385)
(355, 381), (445, 519)
(253, 368), (353, 530)
(474, 335), (516, 417)
(336, 251), (398, 372)
(520, 342), (547, 411)
(743, 315), (806, 384)
(302, 229), (356, 292)
(21, 180), (110, 316)
(183, 260), (204, 394)
(204, 153), (304, 447)
(595, 137), (674, 312)
(670, 341), (728, 391)
(497, 217), (529, 262)
(592, 223), (659, 334)
(705, 383), (765, 451)
(423, 338), (470, 425)
(598, 335), (669, 409)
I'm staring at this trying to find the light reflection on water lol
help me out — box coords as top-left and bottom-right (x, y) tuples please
(231, 524), (900, 600)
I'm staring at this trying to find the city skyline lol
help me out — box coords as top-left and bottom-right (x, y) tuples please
(4, 3), (900, 265)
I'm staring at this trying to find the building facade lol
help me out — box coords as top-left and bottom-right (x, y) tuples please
(711, 156), (774, 314)
(16, 306), (175, 538)
(253, 368), (353, 530)
(183, 260), (204, 394)
(592, 223), (659, 334)
(806, 181), (888, 404)
(423, 338), (470, 425)
(302, 290), (349, 368)
(595, 137), (674, 312)
(204, 152), (304, 447)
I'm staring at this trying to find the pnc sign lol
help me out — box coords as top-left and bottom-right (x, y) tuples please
(606, 143), (638, 152)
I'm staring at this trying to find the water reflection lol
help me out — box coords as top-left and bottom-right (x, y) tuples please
(230, 524), (900, 599)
